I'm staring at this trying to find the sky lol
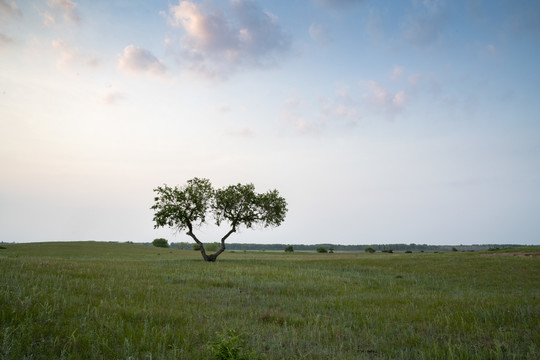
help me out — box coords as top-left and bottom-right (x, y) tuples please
(1, 0), (539, 246)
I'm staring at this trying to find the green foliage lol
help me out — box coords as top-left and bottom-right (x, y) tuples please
(452, 247), (458, 252)
(151, 178), (287, 261)
(328, 247), (334, 253)
(284, 245), (294, 252)
(152, 238), (169, 248)
(316, 247), (327, 253)
(365, 247), (376, 253)
(193, 243), (202, 251)
(207, 329), (260, 360)
(152, 178), (287, 232)
(213, 184), (287, 229)
(405, 250), (413, 253)
(382, 249), (393, 253)
(205, 242), (220, 252)
(152, 178), (214, 232)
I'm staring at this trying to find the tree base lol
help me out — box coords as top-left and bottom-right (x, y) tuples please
(205, 254), (218, 262)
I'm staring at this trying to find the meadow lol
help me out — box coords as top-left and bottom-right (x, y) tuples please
(1, 242), (539, 359)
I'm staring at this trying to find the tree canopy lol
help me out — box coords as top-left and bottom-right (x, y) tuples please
(152, 238), (169, 248)
(151, 178), (287, 261)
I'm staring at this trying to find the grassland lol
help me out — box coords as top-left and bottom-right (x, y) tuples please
(1, 242), (539, 359)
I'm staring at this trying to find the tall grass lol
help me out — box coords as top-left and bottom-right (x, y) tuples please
(1, 242), (539, 359)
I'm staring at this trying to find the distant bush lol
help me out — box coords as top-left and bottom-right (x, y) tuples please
(205, 242), (220, 252)
(328, 247), (334, 253)
(452, 247), (458, 252)
(489, 247), (501, 251)
(152, 238), (169, 248)
(316, 247), (328, 253)
(193, 243), (202, 251)
(284, 245), (294, 252)
(365, 247), (375, 253)
(405, 250), (412, 253)
(382, 249), (393, 253)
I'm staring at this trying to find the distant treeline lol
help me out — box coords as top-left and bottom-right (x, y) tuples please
(1, 241), (523, 252)
(166, 242), (521, 252)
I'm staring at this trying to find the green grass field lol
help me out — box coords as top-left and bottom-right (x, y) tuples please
(1, 242), (539, 359)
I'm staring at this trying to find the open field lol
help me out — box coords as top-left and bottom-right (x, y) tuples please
(1, 242), (539, 359)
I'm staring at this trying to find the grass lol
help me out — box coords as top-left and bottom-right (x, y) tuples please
(1, 242), (539, 359)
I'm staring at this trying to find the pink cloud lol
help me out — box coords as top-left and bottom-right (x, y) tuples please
(166, 0), (289, 78)
(117, 45), (167, 77)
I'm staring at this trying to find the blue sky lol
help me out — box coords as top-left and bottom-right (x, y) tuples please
(1, 0), (539, 245)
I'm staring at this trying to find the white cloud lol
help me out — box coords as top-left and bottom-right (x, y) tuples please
(166, 0), (290, 78)
(117, 45), (167, 77)
(281, 97), (318, 135)
(51, 40), (99, 69)
(364, 81), (407, 117)
(319, 86), (360, 123)
(281, 88), (361, 135)
(309, 23), (331, 45)
(48, 0), (81, 24)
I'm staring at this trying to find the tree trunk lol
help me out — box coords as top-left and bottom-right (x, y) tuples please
(186, 225), (236, 262)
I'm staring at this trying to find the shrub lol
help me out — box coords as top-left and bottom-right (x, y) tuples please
(316, 247), (328, 253)
(382, 249), (393, 253)
(328, 247), (334, 253)
(207, 329), (259, 360)
(152, 238), (169, 248)
(284, 245), (294, 252)
(193, 243), (202, 251)
(452, 247), (458, 252)
(205, 242), (220, 252)
(405, 250), (412, 253)
(364, 247), (375, 253)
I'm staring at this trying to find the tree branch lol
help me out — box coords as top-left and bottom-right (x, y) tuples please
(186, 220), (211, 262)
(207, 226), (236, 261)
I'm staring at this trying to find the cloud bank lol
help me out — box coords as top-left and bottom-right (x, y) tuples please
(166, 0), (290, 78)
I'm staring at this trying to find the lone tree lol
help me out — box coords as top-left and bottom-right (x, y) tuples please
(151, 178), (288, 262)
(152, 238), (169, 248)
